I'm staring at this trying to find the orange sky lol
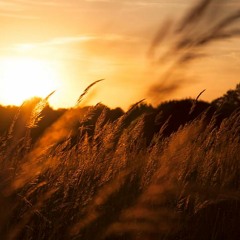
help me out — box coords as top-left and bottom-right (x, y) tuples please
(0, 0), (240, 109)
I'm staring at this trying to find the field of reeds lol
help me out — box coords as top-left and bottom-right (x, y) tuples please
(0, 0), (240, 239)
(0, 87), (239, 240)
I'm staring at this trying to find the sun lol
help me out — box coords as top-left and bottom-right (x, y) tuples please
(0, 57), (60, 106)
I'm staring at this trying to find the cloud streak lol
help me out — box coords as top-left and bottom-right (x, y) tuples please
(5, 0), (71, 7)
(13, 34), (139, 50)
(0, 0), (74, 19)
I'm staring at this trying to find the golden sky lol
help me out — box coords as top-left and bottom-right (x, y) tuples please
(0, 0), (240, 109)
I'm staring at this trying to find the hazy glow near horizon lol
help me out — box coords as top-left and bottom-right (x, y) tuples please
(0, 57), (60, 106)
(0, 0), (239, 109)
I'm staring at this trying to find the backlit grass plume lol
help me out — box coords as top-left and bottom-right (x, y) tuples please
(27, 90), (56, 129)
(148, 0), (240, 102)
(76, 79), (104, 107)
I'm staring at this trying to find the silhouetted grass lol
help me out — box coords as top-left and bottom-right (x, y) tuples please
(0, 92), (239, 239)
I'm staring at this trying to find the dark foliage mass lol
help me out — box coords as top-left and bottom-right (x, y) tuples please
(1, 84), (240, 145)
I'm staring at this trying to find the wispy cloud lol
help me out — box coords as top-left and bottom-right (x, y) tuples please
(0, 1), (39, 19)
(84, 0), (186, 6)
(43, 35), (97, 46)
(0, 0), (188, 20)
(5, 33), (142, 63)
(14, 34), (139, 50)
(0, 12), (38, 19)
(0, 1), (24, 11)
(6, 0), (71, 7)
(0, 0), (73, 19)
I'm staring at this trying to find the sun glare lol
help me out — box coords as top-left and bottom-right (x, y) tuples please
(0, 57), (60, 106)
